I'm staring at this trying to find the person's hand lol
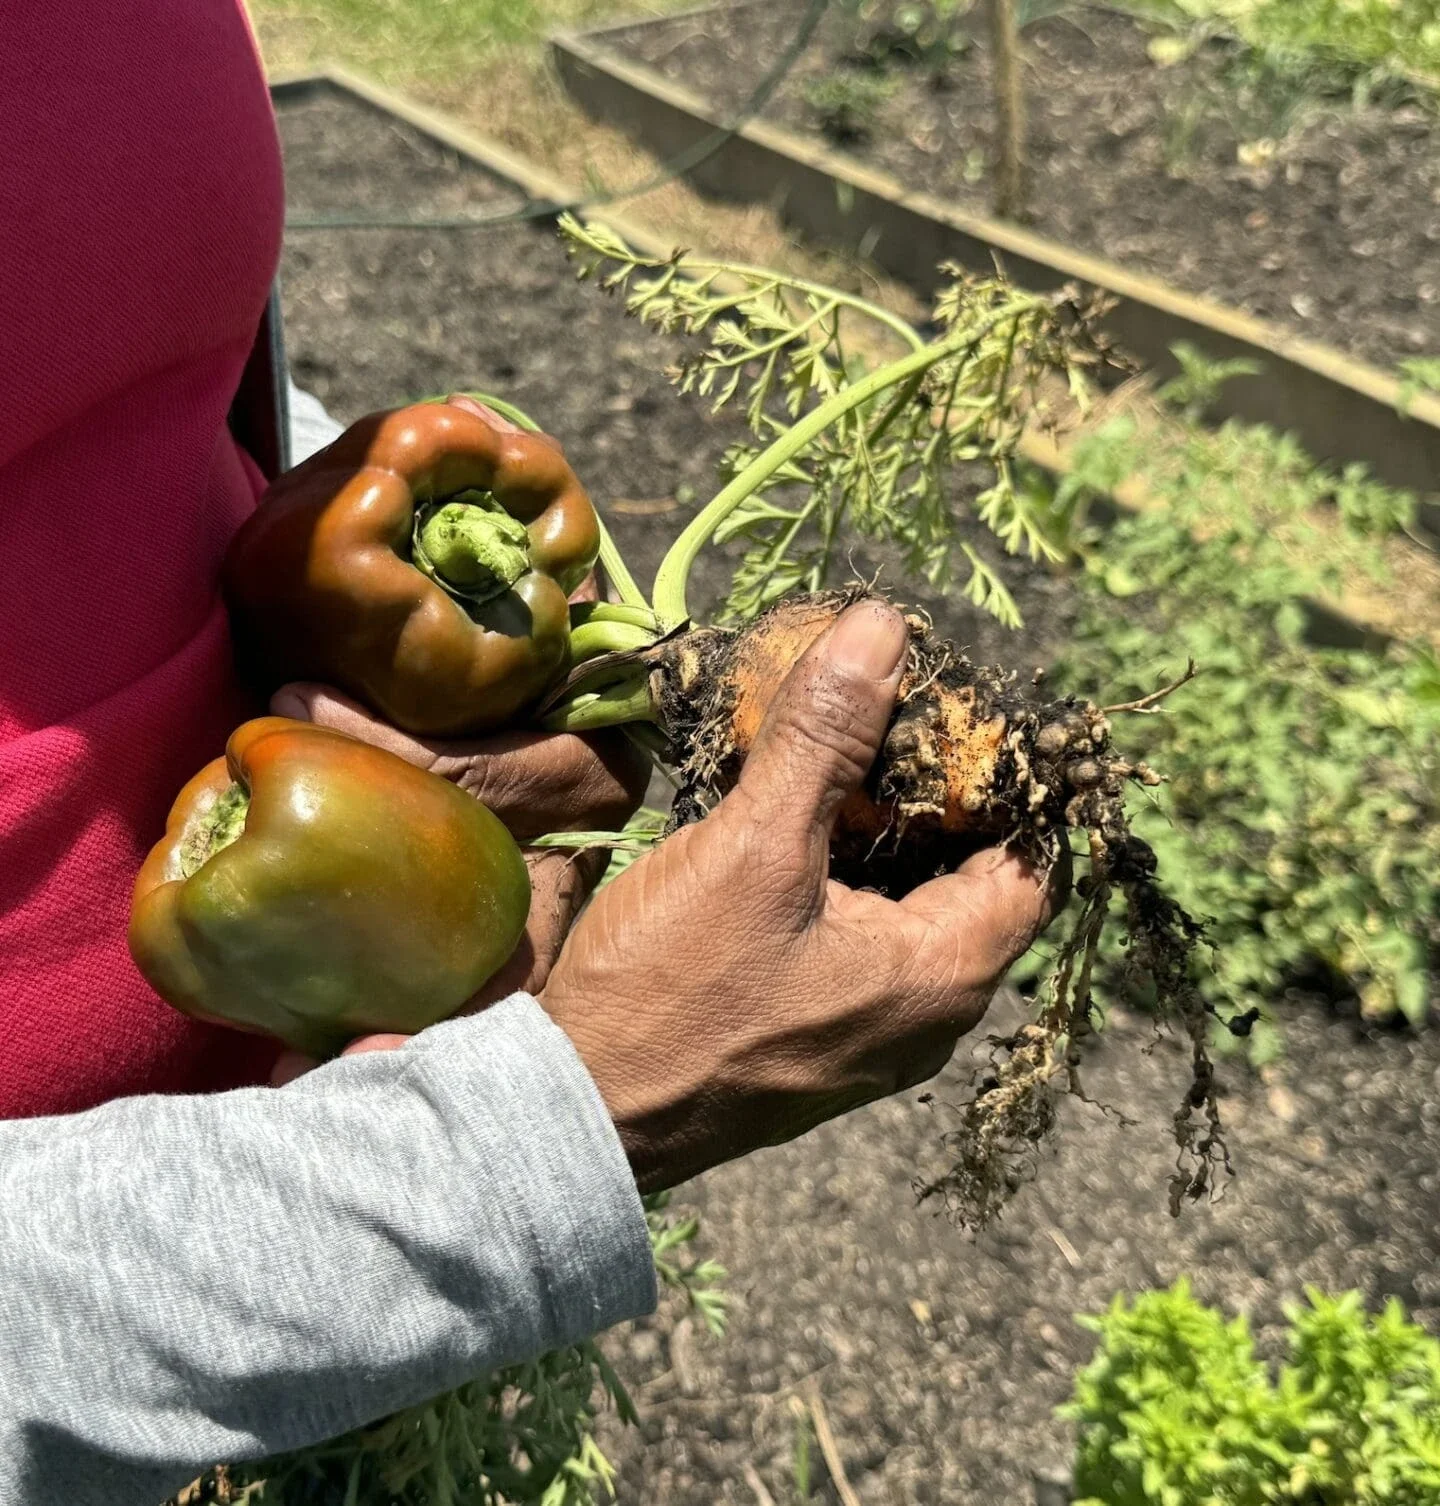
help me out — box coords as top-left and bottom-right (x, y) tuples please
(540, 601), (1065, 1191)
(266, 681), (650, 1083)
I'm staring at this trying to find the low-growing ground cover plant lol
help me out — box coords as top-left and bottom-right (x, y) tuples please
(1063, 1279), (1440, 1504)
(1036, 367), (1439, 1061)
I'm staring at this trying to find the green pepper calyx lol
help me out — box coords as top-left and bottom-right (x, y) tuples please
(413, 491), (531, 608)
(178, 783), (250, 879)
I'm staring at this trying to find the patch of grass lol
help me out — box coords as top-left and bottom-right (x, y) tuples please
(247, 0), (682, 83)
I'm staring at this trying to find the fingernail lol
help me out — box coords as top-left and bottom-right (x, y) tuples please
(825, 602), (908, 682)
(269, 685), (311, 722)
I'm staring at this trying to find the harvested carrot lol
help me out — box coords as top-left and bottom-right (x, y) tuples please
(650, 593), (1224, 1228)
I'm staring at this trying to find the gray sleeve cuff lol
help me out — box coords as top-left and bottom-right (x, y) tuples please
(0, 993), (656, 1506)
(386, 992), (659, 1344)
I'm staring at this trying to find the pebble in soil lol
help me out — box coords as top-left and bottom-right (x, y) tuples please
(274, 89), (1440, 1504)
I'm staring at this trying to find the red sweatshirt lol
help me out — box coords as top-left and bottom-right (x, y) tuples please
(0, 0), (288, 1114)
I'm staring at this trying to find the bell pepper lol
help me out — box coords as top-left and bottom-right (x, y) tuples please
(129, 717), (531, 1056)
(223, 399), (601, 736)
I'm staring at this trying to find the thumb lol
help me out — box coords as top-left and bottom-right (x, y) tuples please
(737, 601), (909, 850)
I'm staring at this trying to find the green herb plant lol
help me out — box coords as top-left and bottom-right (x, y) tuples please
(1038, 353), (1438, 1060)
(1063, 1278), (1440, 1504)
(555, 213), (1102, 653)
(803, 69), (899, 143)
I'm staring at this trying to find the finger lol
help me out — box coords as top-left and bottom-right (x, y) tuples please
(445, 394), (565, 459)
(569, 571), (600, 605)
(737, 601), (909, 853)
(445, 393), (520, 433)
(271, 684), (649, 836)
(340, 1033), (411, 1056)
(901, 843), (1068, 992)
(270, 682), (437, 767)
(269, 1049), (318, 1087)
(447, 731), (650, 839)
(270, 1031), (411, 1087)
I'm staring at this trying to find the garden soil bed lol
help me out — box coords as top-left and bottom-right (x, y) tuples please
(604, 0), (1440, 377)
(274, 87), (1440, 1505)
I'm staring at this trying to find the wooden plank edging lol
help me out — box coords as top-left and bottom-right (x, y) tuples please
(549, 12), (1440, 504)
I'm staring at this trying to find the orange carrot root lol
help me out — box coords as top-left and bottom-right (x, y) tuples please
(655, 591), (1229, 1228)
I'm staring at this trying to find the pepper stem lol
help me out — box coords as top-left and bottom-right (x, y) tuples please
(179, 784), (250, 879)
(413, 492), (531, 605)
(540, 669), (658, 733)
(450, 390), (649, 611)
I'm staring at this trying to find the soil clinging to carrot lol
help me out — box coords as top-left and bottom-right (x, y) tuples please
(656, 592), (1229, 1228)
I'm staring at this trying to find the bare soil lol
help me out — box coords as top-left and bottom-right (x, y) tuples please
(606, 0), (1440, 375)
(274, 88), (1440, 1505)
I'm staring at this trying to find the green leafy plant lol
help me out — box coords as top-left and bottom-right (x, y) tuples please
(1397, 357), (1440, 415)
(841, 0), (974, 79)
(1129, 0), (1440, 80)
(1129, 0), (1437, 175)
(561, 215), (1103, 634)
(1063, 1279), (1440, 1504)
(1156, 340), (1262, 422)
(1041, 379), (1436, 1058)
(803, 68), (899, 143)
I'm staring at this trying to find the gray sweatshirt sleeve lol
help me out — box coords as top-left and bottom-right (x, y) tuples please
(286, 376), (345, 465)
(0, 992), (657, 1506)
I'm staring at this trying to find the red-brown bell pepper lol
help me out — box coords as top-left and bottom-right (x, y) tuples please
(223, 399), (600, 736)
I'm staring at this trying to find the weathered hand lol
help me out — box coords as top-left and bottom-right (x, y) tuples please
(540, 602), (1065, 1190)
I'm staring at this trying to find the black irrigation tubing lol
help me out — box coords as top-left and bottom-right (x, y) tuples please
(283, 0), (831, 233)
